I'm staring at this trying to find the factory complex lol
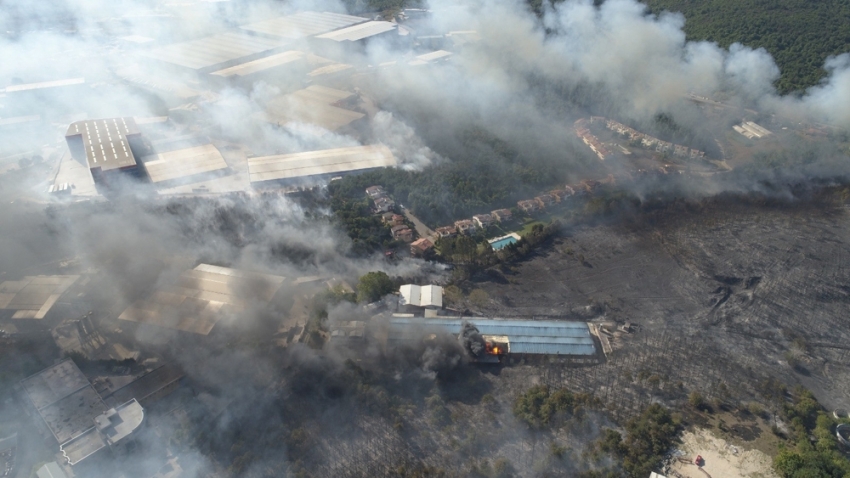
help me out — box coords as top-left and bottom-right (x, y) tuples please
(20, 359), (183, 466)
(0, 8), (476, 199)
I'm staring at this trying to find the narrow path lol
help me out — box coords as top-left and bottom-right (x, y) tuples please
(403, 208), (435, 240)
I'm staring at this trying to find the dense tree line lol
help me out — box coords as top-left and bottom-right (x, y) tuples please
(328, 129), (582, 228)
(642, 0), (850, 94)
(772, 388), (850, 478)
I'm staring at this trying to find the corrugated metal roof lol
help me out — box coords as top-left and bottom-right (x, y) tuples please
(315, 21), (396, 42)
(5, 78), (84, 93)
(241, 11), (367, 39)
(142, 32), (289, 71)
(388, 317), (596, 356)
(141, 144), (228, 183)
(258, 86), (366, 132)
(65, 118), (139, 171)
(0, 275), (80, 319)
(248, 145), (396, 183)
(119, 264), (286, 335)
(210, 50), (305, 77)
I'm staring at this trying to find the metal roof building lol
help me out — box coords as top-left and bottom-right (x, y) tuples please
(399, 284), (442, 308)
(4, 78), (85, 94)
(209, 50), (306, 79)
(388, 317), (598, 356)
(141, 32), (290, 74)
(119, 264), (286, 335)
(314, 21), (397, 42)
(141, 144), (229, 184)
(20, 360), (108, 445)
(0, 275), (79, 319)
(240, 11), (367, 39)
(258, 85), (366, 132)
(65, 118), (141, 178)
(248, 145), (396, 185)
(59, 399), (144, 465)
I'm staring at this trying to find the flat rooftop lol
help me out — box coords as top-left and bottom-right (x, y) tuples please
(314, 21), (397, 42)
(21, 360), (108, 444)
(240, 11), (366, 39)
(4, 78), (85, 94)
(389, 318), (598, 356)
(102, 363), (184, 407)
(118, 264), (286, 335)
(141, 32), (289, 72)
(209, 50), (306, 78)
(0, 275), (79, 319)
(141, 144), (228, 183)
(260, 85), (365, 131)
(65, 118), (140, 172)
(248, 144), (396, 183)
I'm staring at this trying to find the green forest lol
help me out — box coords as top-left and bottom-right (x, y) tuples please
(528, 0), (850, 94)
(640, 0), (850, 94)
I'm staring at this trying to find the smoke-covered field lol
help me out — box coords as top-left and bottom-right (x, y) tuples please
(1, 0), (850, 476)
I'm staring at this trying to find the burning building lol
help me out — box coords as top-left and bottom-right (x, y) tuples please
(388, 317), (598, 363)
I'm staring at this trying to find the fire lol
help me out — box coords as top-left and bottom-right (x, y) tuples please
(485, 341), (506, 355)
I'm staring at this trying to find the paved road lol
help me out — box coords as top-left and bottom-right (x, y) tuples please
(403, 208), (435, 241)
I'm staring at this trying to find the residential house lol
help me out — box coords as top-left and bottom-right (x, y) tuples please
(410, 238), (434, 256)
(374, 196), (395, 213)
(454, 219), (476, 235)
(365, 185), (386, 199)
(472, 214), (493, 229)
(381, 212), (396, 224)
(549, 189), (570, 202)
(391, 225), (414, 242)
(435, 226), (457, 238)
(518, 199), (539, 214)
(534, 194), (555, 208)
(491, 209), (512, 222)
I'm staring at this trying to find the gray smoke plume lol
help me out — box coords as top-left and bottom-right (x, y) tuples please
(460, 320), (486, 357)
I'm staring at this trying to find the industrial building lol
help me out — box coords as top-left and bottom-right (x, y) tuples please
(140, 144), (229, 184)
(20, 359), (182, 466)
(399, 284), (443, 308)
(118, 264), (286, 335)
(388, 317), (598, 357)
(141, 32), (290, 75)
(208, 50), (308, 87)
(240, 11), (367, 40)
(2, 78), (86, 116)
(65, 118), (144, 185)
(258, 85), (365, 132)
(248, 144), (396, 186)
(311, 21), (400, 60)
(59, 399), (144, 465)
(0, 275), (79, 319)
(734, 121), (773, 139)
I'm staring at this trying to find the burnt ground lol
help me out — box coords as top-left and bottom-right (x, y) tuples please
(469, 199), (850, 414)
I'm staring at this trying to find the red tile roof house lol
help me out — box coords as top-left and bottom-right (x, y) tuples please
(491, 209), (512, 222)
(391, 225), (414, 242)
(454, 219), (477, 235)
(518, 199), (539, 214)
(472, 214), (493, 229)
(365, 185), (386, 199)
(436, 226), (457, 238)
(410, 238), (434, 256)
(534, 194), (555, 208)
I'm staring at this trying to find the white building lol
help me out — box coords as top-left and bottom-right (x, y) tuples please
(399, 284), (443, 317)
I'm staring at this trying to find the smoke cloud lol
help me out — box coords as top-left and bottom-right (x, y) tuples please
(1, 0), (849, 475)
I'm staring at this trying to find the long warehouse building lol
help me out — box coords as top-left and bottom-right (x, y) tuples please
(248, 144), (396, 186)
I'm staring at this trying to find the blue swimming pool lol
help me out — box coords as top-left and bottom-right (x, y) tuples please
(490, 236), (518, 250)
